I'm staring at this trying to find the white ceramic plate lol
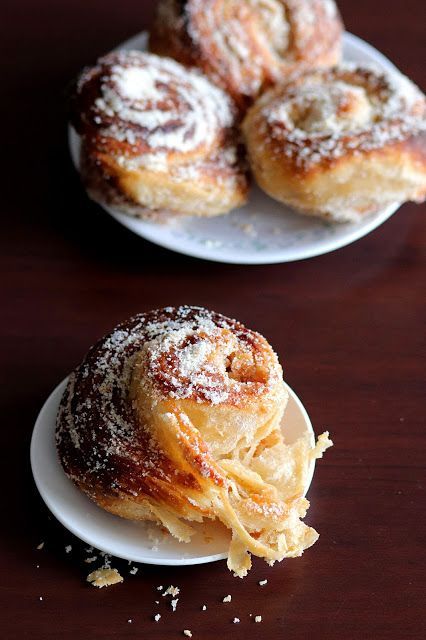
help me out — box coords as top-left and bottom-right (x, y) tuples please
(31, 377), (315, 565)
(69, 31), (402, 264)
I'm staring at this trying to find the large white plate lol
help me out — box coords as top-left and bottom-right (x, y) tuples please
(30, 378), (315, 566)
(69, 31), (402, 264)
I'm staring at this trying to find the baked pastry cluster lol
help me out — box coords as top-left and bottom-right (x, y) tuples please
(71, 51), (248, 219)
(70, 1), (425, 222)
(243, 65), (426, 221)
(56, 306), (331, 577)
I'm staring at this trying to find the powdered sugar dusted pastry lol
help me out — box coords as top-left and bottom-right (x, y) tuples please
(70, 51), (248, 220)
(150, 0), (343, 108)
(242, 65), (426, 221)
(56, 306), (331, 577)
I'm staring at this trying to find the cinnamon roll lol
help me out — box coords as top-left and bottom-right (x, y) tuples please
(56, 306), (331, 577)
(70, 51), (248, 220)
(149, 0), (343, 108)
(243, 65), (426, 222)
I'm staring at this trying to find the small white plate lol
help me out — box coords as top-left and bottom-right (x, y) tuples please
(30, 377), (315, 566)
(69, 31), (402, 264)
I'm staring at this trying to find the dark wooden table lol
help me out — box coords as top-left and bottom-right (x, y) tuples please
(2, 1), (425, 638)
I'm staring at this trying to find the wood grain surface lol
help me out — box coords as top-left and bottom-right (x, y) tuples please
(2, 1), (425, 638)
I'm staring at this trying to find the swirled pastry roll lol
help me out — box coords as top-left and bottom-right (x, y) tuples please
(150, 0), (343, 108)
(56, 306), (331, 577)
(243, 65), (426, 221)
(70, 51), (248, 220)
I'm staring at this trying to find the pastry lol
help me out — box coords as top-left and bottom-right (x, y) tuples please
(242, 64), (426, 221)
(56, 306), (331, 577)
(149, 0), (343, 108)
(70, 51), (248, 220)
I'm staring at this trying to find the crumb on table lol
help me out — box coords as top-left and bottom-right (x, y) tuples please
(86, 567), (123, 588)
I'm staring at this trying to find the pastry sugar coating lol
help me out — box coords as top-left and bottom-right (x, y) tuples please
(243, 65), (426, 221)
(56, 306), (331, 577)
(70, 51), (248, 219)
(150, 0), (343, 108)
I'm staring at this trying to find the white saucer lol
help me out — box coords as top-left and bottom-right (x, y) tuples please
(30, 377), (315, 566)
(69, 30), (402, 264)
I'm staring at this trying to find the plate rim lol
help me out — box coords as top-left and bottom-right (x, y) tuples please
(68, 30), (402, 265)
(30, 377), (316, 566)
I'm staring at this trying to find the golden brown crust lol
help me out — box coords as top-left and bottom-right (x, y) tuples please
(243, 65), (426, 221)
(71, 50), (248, 219)
(56, 306), (328, 576)
(149, 0), (343, 108)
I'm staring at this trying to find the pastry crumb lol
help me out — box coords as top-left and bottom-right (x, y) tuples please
(98, 551), (112, 568)
(154, 614), (161, 622)
(129, 567), (138, 575)
(233, 617), (240, 623)
(312, 431), (333, 459)
(201, 605), (207, 611)
(255, 615), (262, 623)
(87, 567), (123, 588)
(65, 545), (72, 553)
(171, 598), (179, 611)
(157, 585), (163, 591)
(84, 556), (97, 563)
(127, 619), (132, 623)
(163, 585), (180, 597)
(36, 542), (44, 550)
(223, 595), (232, 603)
(39, 596), (43, 601)
(183, 631), (192, 638)
(258, 579), (268, 586)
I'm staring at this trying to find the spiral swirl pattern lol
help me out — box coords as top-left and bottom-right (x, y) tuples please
(73, 50), (234, 167)
(248, 64), (426, 170)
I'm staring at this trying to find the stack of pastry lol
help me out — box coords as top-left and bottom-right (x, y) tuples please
(70, 0), (425, 222)
(56, 306), (332, 576)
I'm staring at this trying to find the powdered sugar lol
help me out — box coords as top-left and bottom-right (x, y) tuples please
(114, 65), (163, 102)
(136, 308), (279, 405)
